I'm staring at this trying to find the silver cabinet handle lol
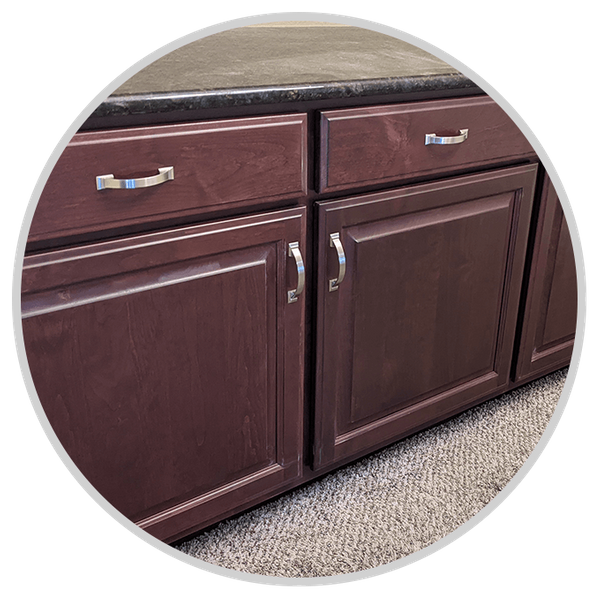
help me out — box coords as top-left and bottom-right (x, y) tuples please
(96, 166), (175, 190)
(329, 232), (346, 292)
(424, 129), (468, 145)
(287, 242), (305, 303)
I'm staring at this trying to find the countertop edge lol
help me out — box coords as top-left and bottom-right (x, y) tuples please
(88, 73), (483, 123)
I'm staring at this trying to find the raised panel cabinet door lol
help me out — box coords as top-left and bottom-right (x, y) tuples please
(514, 175), (578, 382)
(313, 165), (537, 469)
(21, 207), (306, 543)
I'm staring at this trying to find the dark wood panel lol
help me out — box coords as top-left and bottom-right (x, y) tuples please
(347, 193), (512, 429)
(514, 176), (577, 381)
(314, 165), (537, 469)
(22, 207), (306, 540)
(28, 114), (307, 245)
(319, 96), (534, 193)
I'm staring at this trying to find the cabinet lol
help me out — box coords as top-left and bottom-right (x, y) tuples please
(22, 208), (306, 541)
(20, 93), (576, 544)
(514, 175), (577, 382)
(314, 165), (536, 468)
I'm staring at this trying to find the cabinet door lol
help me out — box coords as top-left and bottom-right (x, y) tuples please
(514, 175), (577, 382)
(21, 207), (305, 542)
(313, 165), (537, 469)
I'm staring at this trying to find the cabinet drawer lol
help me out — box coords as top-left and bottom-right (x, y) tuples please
(29, 113), (307, 245)
(319, 96), (534, 193)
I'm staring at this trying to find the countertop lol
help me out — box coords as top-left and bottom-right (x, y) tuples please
(85, 25), (483, 129)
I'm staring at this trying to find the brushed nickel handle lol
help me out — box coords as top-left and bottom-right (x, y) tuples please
(329, 232), (346, 292)
(96, 166), (175, 190)
(287, 242), (305, 303)
(424, 129), (468, 145)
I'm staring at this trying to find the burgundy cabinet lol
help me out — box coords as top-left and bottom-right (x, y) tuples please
(313, 165), (537, 469)
(22, 207), (306, 542)
(20, 92), (577, 544)
(514, 175), (578, 382)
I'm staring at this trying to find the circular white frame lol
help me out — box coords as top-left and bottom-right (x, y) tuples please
(10, 9), (588, 588)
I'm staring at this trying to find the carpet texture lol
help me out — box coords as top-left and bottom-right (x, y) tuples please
(175, 369), (568, 578)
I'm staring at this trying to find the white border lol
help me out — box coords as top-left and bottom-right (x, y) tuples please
(10, 9), (589, 589)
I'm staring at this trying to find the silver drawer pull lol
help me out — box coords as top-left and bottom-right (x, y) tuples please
(96, 166), (174, 190)
(329, 232), (346, 292)
(287, 242), (305, 303)
(424, 129), (469, 145)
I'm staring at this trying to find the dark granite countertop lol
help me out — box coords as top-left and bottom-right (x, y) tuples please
(86, 25), (482, 129)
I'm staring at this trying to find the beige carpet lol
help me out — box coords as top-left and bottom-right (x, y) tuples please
(175, 369), (567, 578)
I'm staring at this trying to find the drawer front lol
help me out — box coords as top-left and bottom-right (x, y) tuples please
(319, 96), (534, 193)
(29, 113), (307, 245)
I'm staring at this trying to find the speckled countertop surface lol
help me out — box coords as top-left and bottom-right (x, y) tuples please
(87, 25), (482, 127)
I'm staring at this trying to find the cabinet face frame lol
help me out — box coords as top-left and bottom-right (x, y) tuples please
(313, 165), (538, 470)
(21, 207), (306, 542)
